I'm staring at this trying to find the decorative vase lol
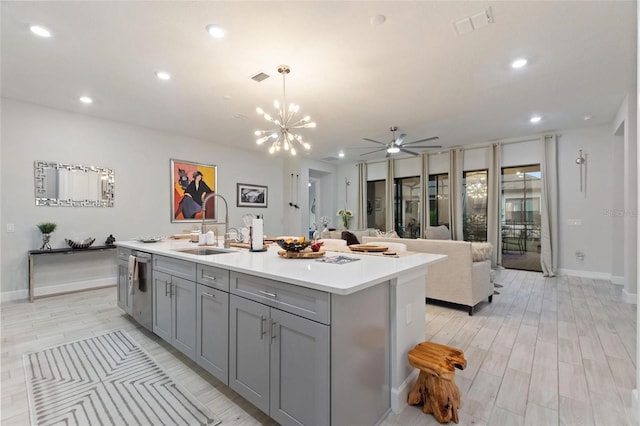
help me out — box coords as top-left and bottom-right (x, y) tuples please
(40, 233), (52, 251)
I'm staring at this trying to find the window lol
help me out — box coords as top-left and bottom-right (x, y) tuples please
(366, 180), (386, 231)
(393, 176), (421, 238)
(462, 170), (488, 242)
(428, 173), (449, 227)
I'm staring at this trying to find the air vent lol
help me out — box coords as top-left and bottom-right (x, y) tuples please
(322, 156), (339, 162)
(453, 7), (494, 36)
(250, 72), (270, 82)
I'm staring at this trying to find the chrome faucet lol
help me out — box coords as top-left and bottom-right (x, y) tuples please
(201, 192), (230, 248)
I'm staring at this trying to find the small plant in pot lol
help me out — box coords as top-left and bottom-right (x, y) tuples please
(36, 222), (57, 250)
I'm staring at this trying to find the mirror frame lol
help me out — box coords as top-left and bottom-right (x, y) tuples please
(34, 160), (115, 207)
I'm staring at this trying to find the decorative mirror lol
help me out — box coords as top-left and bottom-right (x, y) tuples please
(34, 161), (115, 207)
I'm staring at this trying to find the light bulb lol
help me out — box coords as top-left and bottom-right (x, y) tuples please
(30, 25), (51, 38)
(287, 133), (294, 141)
(256, 136), (269, 145)
(263, 113), (272, 121)
(274, 100), (280, 109)
(304, 143), (311, 150)
(387, 146), (400, 154)
(291, 148), (297, 156)
(303, 116), (310, 122)
(271, 133), (278, 139)
(256, 107), (264, 115)
(254, 130), (263, 136)
(269, 146), (275, 154)
(304, 122), (316, 128)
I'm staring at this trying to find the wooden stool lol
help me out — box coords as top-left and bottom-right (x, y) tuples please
(407, 341), (467, 424)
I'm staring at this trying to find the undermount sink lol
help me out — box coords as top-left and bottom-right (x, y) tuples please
(174, 248), (233, 256)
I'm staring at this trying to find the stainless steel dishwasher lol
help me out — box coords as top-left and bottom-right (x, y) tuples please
(131, 251), (153, 331)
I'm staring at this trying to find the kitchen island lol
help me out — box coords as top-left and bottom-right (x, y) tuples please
(116, 239), (446, 426)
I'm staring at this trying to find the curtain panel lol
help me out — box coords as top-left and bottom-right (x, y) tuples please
(420, 153), (430, 238)
(385, 159), (395, 232)
(540, 135), (559, 276)
(356, 163), (367, 229)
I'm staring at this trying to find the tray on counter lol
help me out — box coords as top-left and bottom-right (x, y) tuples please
(277, 250), (325, 259)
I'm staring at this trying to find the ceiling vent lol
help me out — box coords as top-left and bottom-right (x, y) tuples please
(453, 7), (494, 36)
(250, 71), (270, 82)
(322, 156), (339, 162)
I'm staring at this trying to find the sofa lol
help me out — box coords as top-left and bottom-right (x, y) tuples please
(320, 228), (380, 243)
(361, 236), (493, 315)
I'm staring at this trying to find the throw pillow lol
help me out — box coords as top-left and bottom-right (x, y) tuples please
(341, 231), (360, 246)
(375, 230), (399, 238)
(471, 242), (493, 262)
(424, 225), (451, 240)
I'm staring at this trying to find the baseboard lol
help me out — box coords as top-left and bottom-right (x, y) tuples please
(622, 288), (637, 304)
(391, 369), (418, 413)
(633, 389), (639, 423)
(34, 277), (116, 298)
(611, 275), (625, 285)
(1, 289), (29, 303)
(558, 269), (613, 281)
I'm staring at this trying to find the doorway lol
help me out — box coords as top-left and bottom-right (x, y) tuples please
(501, 165), (542, 272)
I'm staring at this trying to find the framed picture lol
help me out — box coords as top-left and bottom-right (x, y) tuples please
(171, 159), (217, 223)
(237, 183), (268, 208)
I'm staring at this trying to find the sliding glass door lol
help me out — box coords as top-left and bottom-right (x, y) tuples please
(367, 180), (386, 231)
(501, 165), (542, 271)
(462, 170), (488, 242)
(393, 176), (421, 238)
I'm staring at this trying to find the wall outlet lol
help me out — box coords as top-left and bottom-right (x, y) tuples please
(576, 251), (585, 261)
(568, 219), (582, 226)
(6, 223), (15, 233)
(406, 303), (412, 325)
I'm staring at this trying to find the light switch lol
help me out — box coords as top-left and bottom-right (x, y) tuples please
(6, 223), (15, 233)
(406, 303), (412, 325)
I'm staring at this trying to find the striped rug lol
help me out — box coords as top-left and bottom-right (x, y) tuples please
(23, 330), (220, 426)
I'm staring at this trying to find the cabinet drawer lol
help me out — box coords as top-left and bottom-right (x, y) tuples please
(117, 247), (132, 261)
(153, 255), (196, 281)
(230, 272), (330, 325)
(197, 264), (230, 291)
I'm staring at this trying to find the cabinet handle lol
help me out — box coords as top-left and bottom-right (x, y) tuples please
(260, 315), (267, 340)
(169, 283), (173, 298)
(202, 291), (215, 299)
(165, 281), (170, 297)
(258, 290), (277, 298)
(202, 274), (217, 281)
(271, 319), (277, 341)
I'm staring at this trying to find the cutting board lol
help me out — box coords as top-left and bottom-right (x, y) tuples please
(348, 244), (388, 252)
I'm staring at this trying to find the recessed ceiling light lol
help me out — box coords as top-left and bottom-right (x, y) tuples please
(156, 71), (171, 81)
(530, 116), (541, 123)
(511, 58), (528, 69)
(338, 151), (345, 158)
(206, 24), (225, 38)
(583, 115), (592, 121)
(79, 96), (93, 104)
(30, 25), (51, 38)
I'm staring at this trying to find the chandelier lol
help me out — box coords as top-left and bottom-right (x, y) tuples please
(254, 65), (316, 155)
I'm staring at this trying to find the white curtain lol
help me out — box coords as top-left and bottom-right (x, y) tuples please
(385, 159), (395, 232)
(420, 153), (430, 238)
(540, 135), (559, 276)
(356, 163), (367, 229)
(449, 149), (464, 240)
(487, 143), (502, 266)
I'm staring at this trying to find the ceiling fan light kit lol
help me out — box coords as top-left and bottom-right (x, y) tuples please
(360, 126), (441, 158)
(254, 65), (316, 156)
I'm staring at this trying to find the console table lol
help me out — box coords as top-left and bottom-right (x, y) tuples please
(28, 245), (116, 302)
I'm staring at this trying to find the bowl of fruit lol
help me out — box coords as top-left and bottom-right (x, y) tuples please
(276, 237), (311, 252)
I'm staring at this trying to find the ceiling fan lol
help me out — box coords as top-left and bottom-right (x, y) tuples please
(360, 126), (441, 158)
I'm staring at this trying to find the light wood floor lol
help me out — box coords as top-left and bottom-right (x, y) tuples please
(1, 269), (637, 426)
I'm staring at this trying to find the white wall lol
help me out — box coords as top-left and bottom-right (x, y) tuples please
(556, 126), (614, 276)
(1, 99), (286, 296)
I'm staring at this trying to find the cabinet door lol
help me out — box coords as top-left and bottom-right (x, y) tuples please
(229, 295), (270, 414)
(269, 309), (330, 426)
(117, 261), (132, 314)
(172, 276), (197, 359)
(196, 284), (229, 384)
(152, 270), (172, 344)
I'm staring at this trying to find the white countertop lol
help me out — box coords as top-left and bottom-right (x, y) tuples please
(116, 240), (446, 295)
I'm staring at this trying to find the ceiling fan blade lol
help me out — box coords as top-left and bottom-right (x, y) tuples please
(399, 147), (420, 156)
(402, 136), (440, 145)
(362, 138), (387, 146)
(396, 133), (407, 145)
(360, 147), (387, 156)
(402, 145), (442, 149)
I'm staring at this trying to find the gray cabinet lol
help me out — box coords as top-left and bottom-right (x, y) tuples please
(152, 257), (197, 360)
(229, 294), (329, 426)
(196, 284), (229, 384)
(116, 248), (132, 314)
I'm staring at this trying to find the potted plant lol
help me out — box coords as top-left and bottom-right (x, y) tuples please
(36, 222), (57, 250)
(337, 209), (353, 229)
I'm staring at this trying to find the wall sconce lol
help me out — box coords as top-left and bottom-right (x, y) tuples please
(575, 149), (585, 192)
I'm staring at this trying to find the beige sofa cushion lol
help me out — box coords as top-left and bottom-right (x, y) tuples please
(471, 242), (493, 262)
(424, 225), (451, 240)
(320, 228), (378, 243)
